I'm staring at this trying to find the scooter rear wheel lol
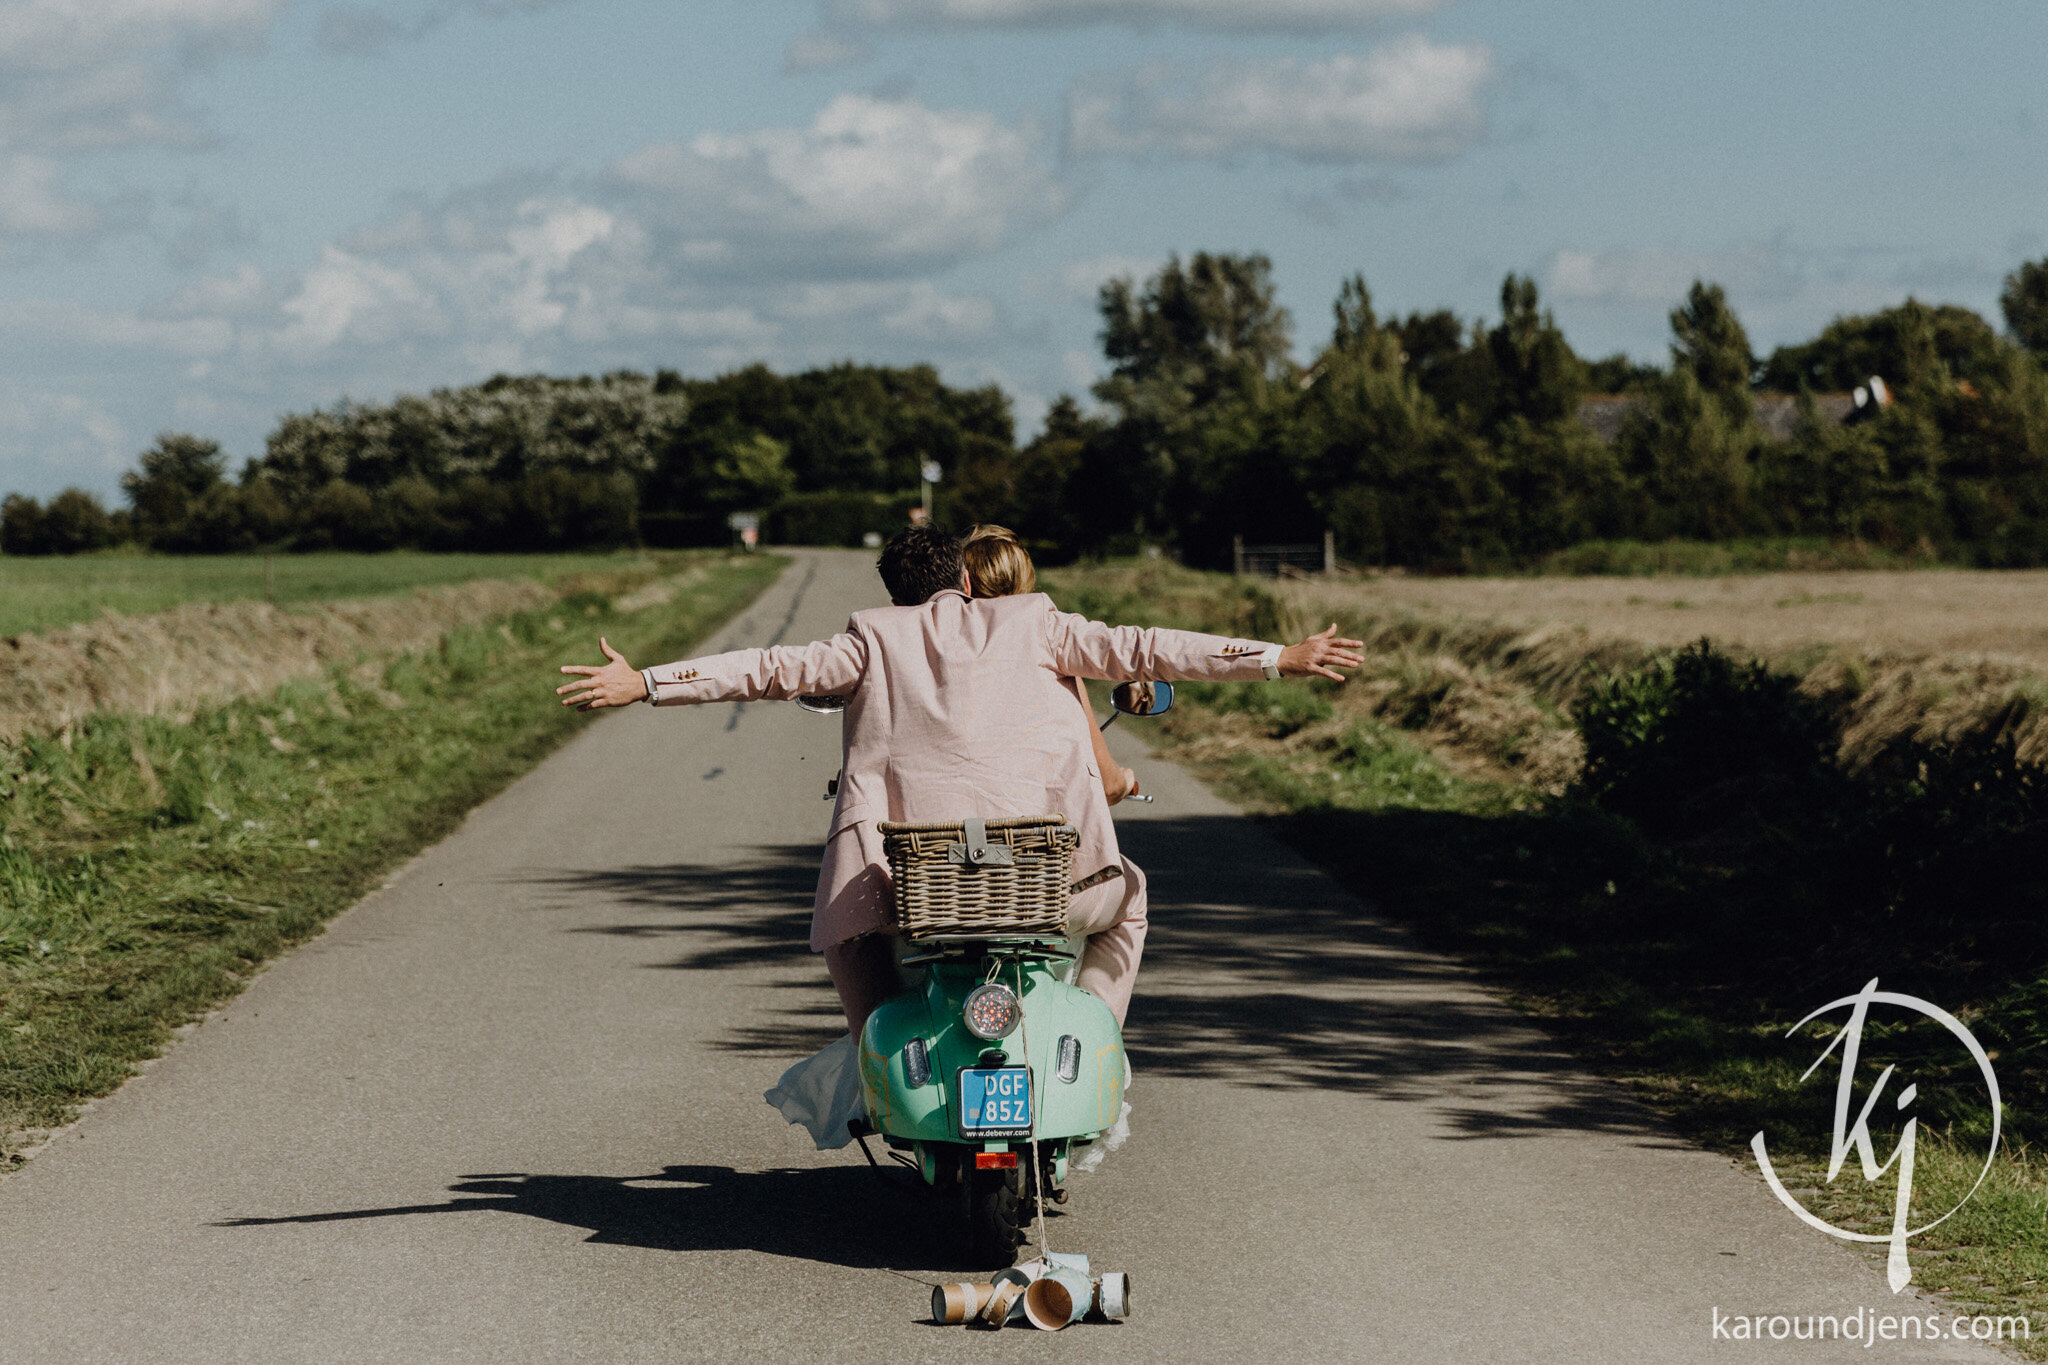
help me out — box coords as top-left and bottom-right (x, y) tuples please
(963, 1165), (1026, 1267)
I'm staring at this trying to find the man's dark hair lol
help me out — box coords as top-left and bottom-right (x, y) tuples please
(878, 525), (964, 605)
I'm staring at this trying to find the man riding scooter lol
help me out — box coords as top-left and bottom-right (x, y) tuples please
(555, 526), (1362, 1046)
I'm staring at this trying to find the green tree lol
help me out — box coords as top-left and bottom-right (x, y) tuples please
(123, 433), (228, 549)
(40, 488), (119, 554)
(1329, 274), (1380, 354)
(1669, 281), (1755, 407)
(1, 493), (48, 554)
(1759, 301), (2000, 392)
(2000, 258), (2048, 356)
(949, 395), (1103, 560)
(1486, 275), (1587, 428)
(1089, 252), (1297, 553)
(1616, 370), (1759, 540)
(1300, 333), (1502, 566)
(1098, 252), (1293, 405)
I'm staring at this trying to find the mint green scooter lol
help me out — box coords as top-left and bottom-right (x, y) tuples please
(803, 682), (1171, 1265)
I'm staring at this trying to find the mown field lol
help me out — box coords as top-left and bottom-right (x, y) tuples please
(1045, 559), (2048, 1351)
(0, 549), (658, 638)
(0, 551), (783, 1170)
(1301, 566), (2048, 670)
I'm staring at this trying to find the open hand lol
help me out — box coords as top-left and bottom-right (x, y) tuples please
(1277, 623), (1365, 681)
(556, 637), (647, 710)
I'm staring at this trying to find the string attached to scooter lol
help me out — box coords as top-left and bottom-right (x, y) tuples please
(1014, 956), (1052, 1258)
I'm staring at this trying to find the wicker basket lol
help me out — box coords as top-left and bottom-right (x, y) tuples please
(880, 814), (1080, 939)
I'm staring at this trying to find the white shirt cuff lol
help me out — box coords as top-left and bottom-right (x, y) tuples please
(641, 668), (659, 704)
(1258, 643), (1283, 679)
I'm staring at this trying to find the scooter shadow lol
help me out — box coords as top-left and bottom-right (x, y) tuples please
(215, 1163), (984, 1272)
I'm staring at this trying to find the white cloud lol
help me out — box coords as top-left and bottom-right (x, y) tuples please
(783, 29), (871, 72)
(0, 92), (1059, 497)
(0, 0), (287, 255)
(816, 0), (1444, 33)
(0, 384), (133, 488)
(1069, 37), (1493, 163)
(1544, 244), (1805, 307)
(0, 298), (233, 355)
(610, 93), (1065, 276)
(315, 0), (574, 55)
(0, 152), (97, 237)
(277, 244), (442, 351)
(0, 0), (278, 69)
(1538, 239), (2019, 366)
(1052, 253), (1157, 300)
(116, 96), (1052, 382)
(0, 0), (282, 151)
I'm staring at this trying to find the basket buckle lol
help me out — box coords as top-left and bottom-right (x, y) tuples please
(945, 818), (1013, 868)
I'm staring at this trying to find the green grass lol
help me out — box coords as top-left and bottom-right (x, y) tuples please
(1050, 558), (2048, 1353)
(0, 549), (663, 637)
(0, 551), (783, 1165)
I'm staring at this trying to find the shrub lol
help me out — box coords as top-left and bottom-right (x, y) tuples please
(767, 489), (917, 546)
(0, 493), (46, 554)
(1, 490), (121, 555)
(1575, 639), (1837, 828)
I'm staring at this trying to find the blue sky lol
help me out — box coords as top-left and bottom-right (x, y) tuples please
(3, 0), (2046, 500)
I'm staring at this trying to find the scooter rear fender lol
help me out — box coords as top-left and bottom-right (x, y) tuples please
(859, 957), (1124, 1146)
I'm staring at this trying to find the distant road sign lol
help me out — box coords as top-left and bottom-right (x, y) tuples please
(921, 460), (942, 485)
(727, 512), (760, 532)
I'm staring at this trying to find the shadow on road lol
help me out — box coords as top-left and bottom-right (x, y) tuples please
(216, 1164), (969, 1271)
(523, 848), (848, 1057)
(520, 816), (1673, 1143)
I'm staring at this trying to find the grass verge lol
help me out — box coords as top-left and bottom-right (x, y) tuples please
(0, 551), (783, 1169)
(1049, 557), (2048, 1352)
(0, 549), (660, 637)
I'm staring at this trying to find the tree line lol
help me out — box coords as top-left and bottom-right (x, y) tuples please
(1, 366), (1010, 556)
(7, 255), (2048, 568)
(946, 254), (2048, 570)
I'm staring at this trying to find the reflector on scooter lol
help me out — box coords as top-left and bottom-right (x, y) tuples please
(962, 983), (1022, 1040)
(903, 1037), (931, 1088)
(974, 1151), (1019, 1169)
(1056, 1034), (1080, 1083)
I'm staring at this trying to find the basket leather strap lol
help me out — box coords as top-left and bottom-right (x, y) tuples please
(947, 817), (1014, 868)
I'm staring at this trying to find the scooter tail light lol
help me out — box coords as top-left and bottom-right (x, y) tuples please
(962, 983), (1022, 1040)
(903, 1037), (930, 1088)
(1055, 1035), (1081, 1083)
(974, 1152), (1019, 1170)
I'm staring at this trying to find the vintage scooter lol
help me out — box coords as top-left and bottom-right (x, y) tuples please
(798, 681), (1173, 1264)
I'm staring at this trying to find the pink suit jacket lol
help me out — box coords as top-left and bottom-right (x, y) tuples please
(644, 588), (1277, 950)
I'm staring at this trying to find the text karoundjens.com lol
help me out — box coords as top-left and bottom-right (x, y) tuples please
(1711, 1307), (2028, 1344)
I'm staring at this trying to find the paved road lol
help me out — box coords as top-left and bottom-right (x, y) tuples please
(0, 551), (2004, 1362)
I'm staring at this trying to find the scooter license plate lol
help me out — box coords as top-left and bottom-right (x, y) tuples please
(958, 1067), (1033, 1137)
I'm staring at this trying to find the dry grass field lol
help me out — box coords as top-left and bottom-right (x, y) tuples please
(1283, 568), (2048, 669)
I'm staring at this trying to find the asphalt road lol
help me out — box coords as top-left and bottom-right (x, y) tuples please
(0, 551), (2006, 1362)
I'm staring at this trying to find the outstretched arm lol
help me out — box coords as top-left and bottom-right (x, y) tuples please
(556, 637), (647, 710)
(1065, 675), (1138, 803)
(1048, 612), (1363, 685)
(556, 629), (868, 711)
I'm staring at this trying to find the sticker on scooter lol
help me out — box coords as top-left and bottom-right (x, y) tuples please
(959, 1066), (1033, 1137)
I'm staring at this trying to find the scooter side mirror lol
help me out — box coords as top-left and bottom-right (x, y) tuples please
(795, 695), (850, 715)
(1109, 681), (1173, 717)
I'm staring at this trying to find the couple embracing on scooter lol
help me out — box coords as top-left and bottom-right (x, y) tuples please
(555, 526), (1361, 1175)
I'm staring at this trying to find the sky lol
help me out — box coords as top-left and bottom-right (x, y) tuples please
(3, 0), (2046, 501)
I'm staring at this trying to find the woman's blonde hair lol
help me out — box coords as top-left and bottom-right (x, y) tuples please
(962, 524), (1037, 597)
